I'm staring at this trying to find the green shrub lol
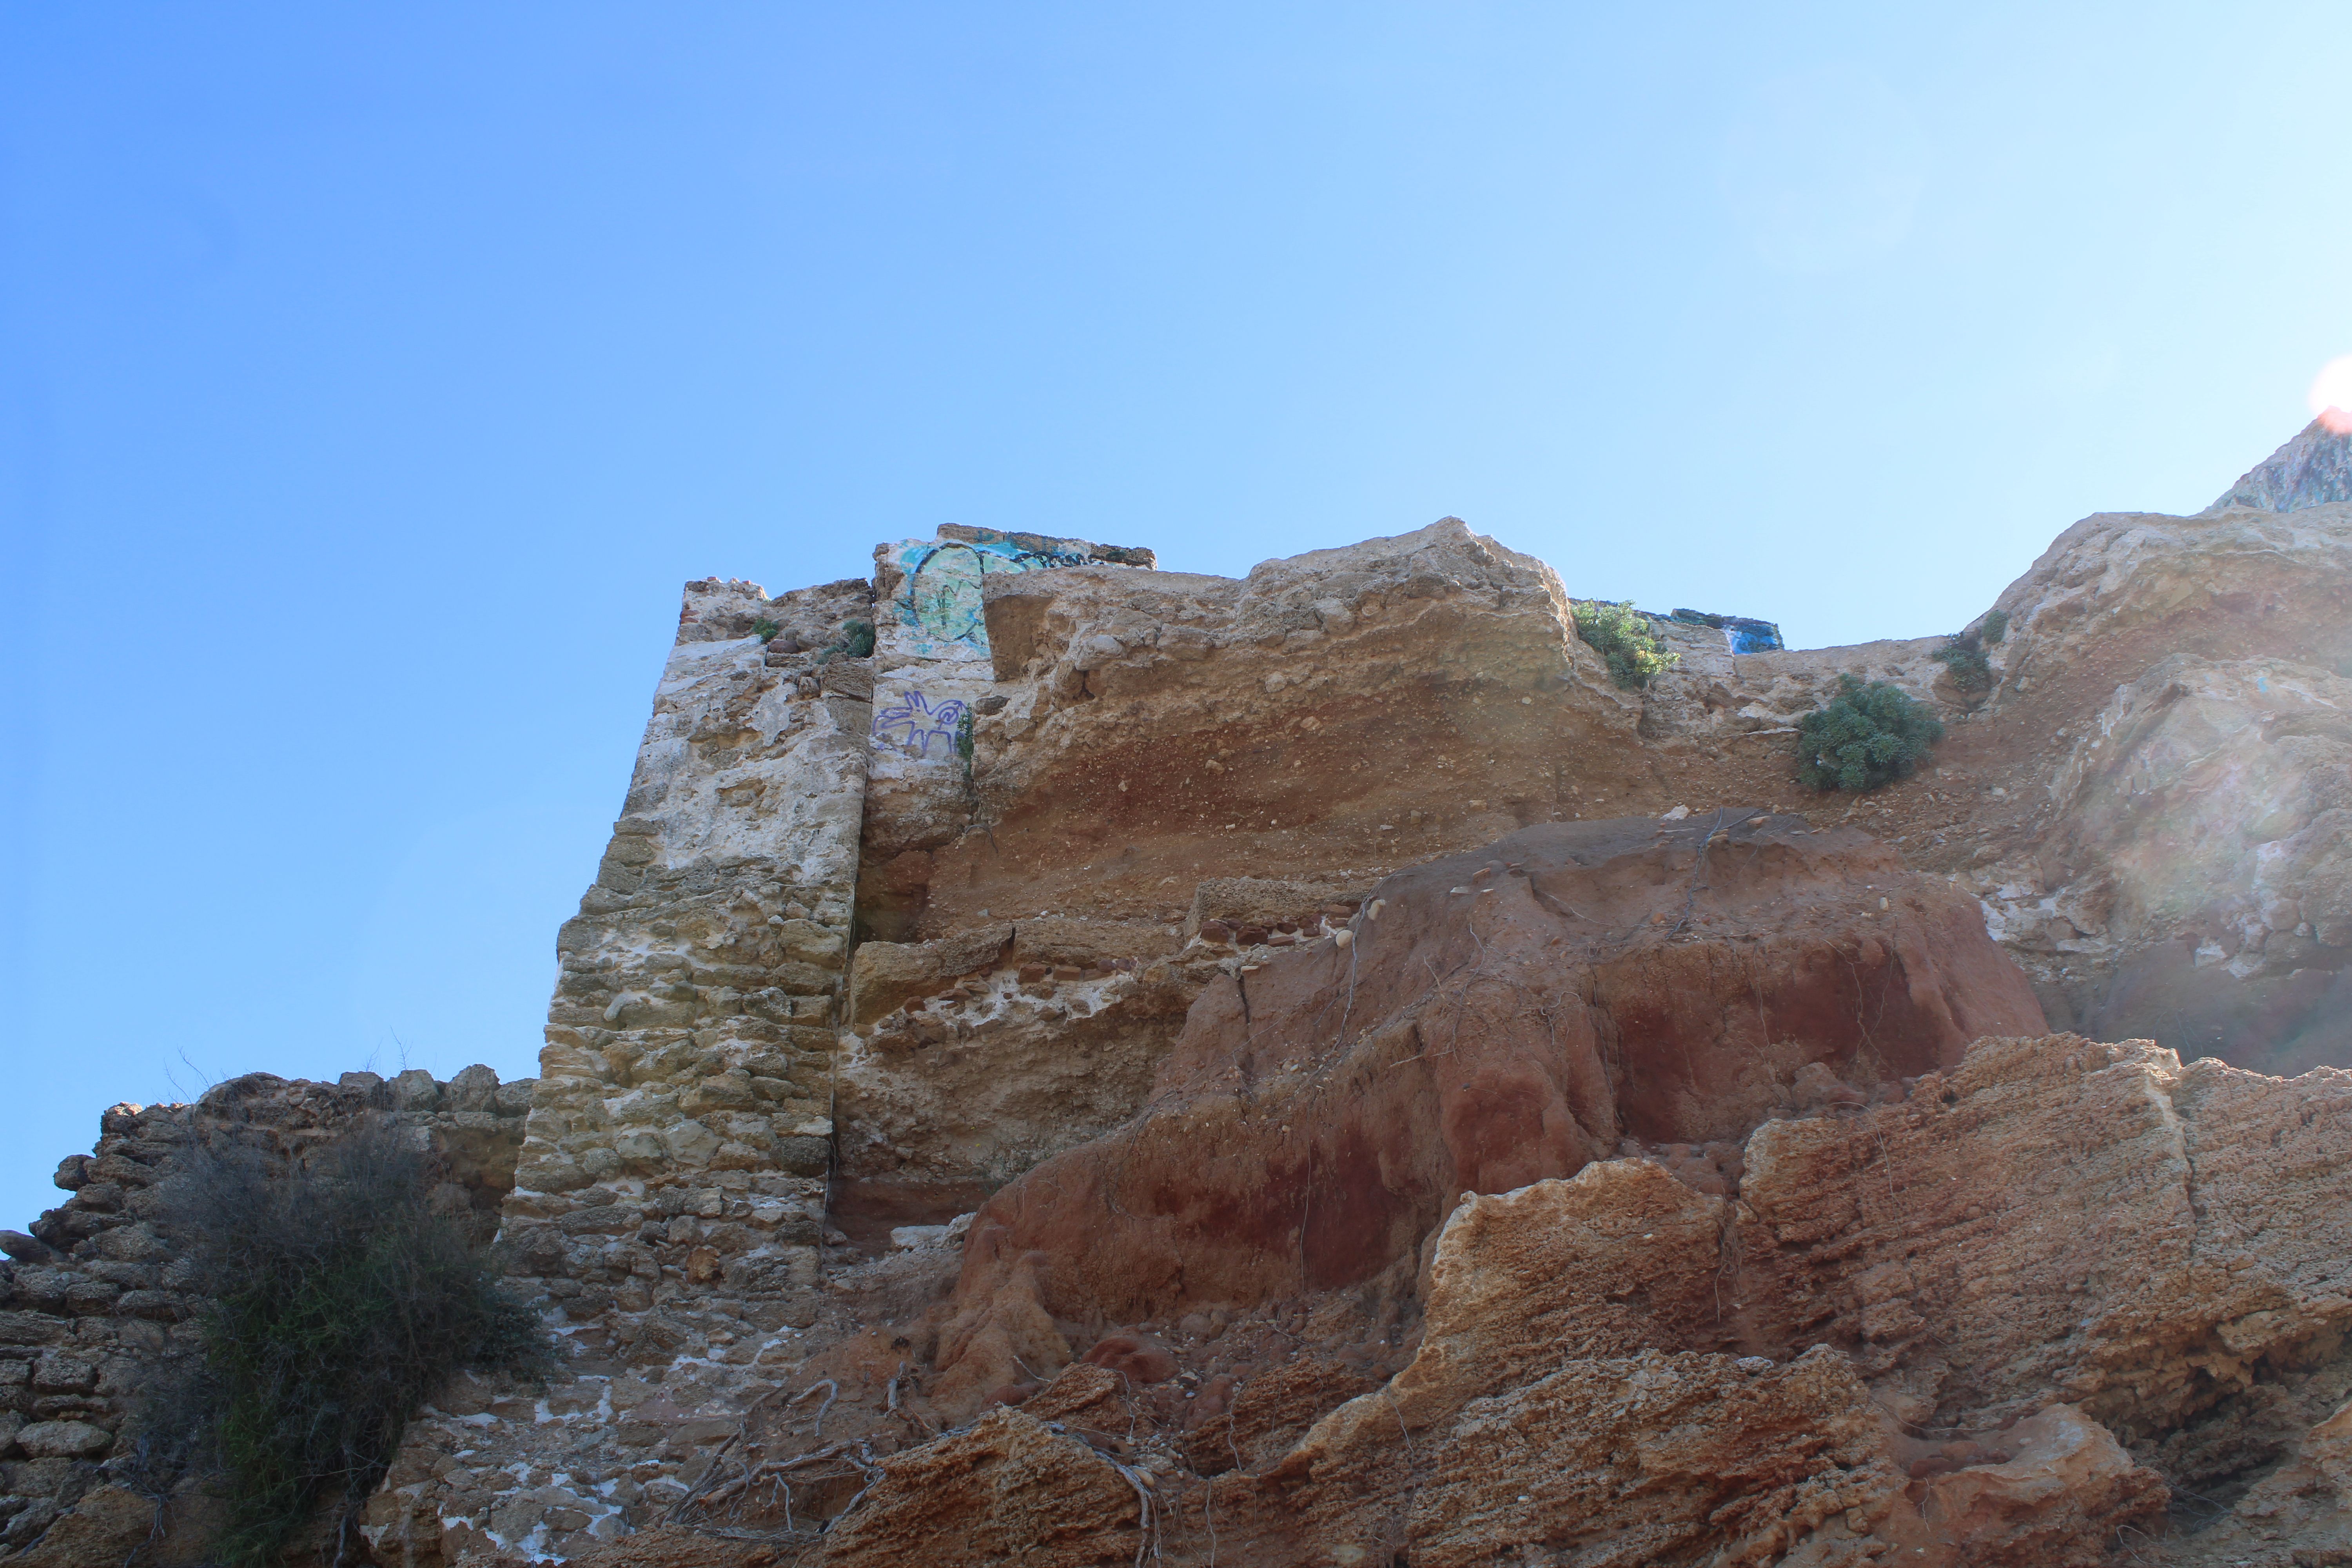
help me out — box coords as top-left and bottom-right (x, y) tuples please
(1930, 640), (1992, 692)
(1571, 601), (1680, 690)
(147, 1122), (551, 1566)
(1927, 609), (2008, 694)
(815, 618), (878, 665)
(1797, 674), (1945, 792)
(751, 618), (780, 643)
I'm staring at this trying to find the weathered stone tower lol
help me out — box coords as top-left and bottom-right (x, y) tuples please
(359, 526), (1152, 1558)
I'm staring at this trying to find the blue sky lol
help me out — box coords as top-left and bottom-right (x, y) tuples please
(5, 3), (2350, 1229)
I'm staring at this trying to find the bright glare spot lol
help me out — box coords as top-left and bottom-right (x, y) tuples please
(2310, 355), (2352, 435)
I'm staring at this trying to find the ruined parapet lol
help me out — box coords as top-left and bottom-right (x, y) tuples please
(0, 1068), (529, 1558)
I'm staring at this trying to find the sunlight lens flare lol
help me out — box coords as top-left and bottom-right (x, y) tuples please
(2311, 354), (2352, 435)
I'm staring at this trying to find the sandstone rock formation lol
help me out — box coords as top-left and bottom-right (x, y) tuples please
(1957, 499), (2352, 1076)
(13, 425), (2352, 1566)
(929, 812), (2044, 1412)
(2210, 416), (2352, 513)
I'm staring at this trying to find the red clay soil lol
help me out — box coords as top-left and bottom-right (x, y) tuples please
(932, 811), (2044, 1409)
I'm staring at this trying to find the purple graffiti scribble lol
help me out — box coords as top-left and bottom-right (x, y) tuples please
(873, 687), (971, 759)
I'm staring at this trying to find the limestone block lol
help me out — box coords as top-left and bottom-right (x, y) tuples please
(13, 1420), (111, 1458)
(444, 1063), (501, 1111)
(612, 1131), (666, 1166)
(7, 1271), (70, 1312)
(606, 1089), (679, 1125)
(678, 1076), (755, 1115)
(516, 1156), (592, 1193)
(554, 1205), (643, 1239)
(63, 1282), (120, 1315)
(113, 1292), (183, 1322)
(659, 1120), (722, 1165)
(390, 1069), (442, 1112)
(848, 925), (1012, 1024)
(772, 918), (845, 964)
(30, 1355), (95, 1395)
(820, 658), (875, 701)
(772, 1136), (830, 1176)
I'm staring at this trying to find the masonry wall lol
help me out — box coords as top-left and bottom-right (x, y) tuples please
(5, 538), (1161, 1567)
(0, 1067), (531, 1557)
(358, 575), (879, 1562)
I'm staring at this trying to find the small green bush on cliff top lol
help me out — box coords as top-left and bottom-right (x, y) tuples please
(144, 1122), (550, 1566)
(1929, 609), (2010, 693)
(815, 617), (877, 664)
(1572, 600), (1680, 690)
(1797, 674), (1944, 792)
(1930, 637), (1993, 693)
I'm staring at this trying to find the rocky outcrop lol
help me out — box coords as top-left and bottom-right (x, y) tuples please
(22, 421), (2352, 1566)
(2046, 654), (2352, 1074)
(2209, 417), (2352, 513)
(930, 811), (2044, 1410)
(1946, 500), (2352, 1076)
(955, 520), (1633, 921)
(777, 1033), (2347, 1565)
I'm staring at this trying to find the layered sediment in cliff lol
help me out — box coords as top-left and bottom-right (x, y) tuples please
(927, 811), (2045, 1413)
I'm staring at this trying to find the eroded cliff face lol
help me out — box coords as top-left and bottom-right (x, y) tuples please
(926, 813), (2045, 1414)
(13, 427), (2352, 1568)
(1947, 501), (2352, 1074)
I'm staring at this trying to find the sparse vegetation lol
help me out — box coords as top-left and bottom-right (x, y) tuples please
(141, 1122), (551, 1566)
(1981, 608), (2009, 644)
(1797, 674), (1945, 792)
(752, 617), (781, 643)
(1571, 600), (1680, 690)
(1931, 626), (1994, 693)
(815, 618), (878, 665)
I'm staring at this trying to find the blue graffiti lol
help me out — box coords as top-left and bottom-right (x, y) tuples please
(873, 687), (971, 759)
(895, 537), (1127, 650)
(1670, 608), (1784, 654)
